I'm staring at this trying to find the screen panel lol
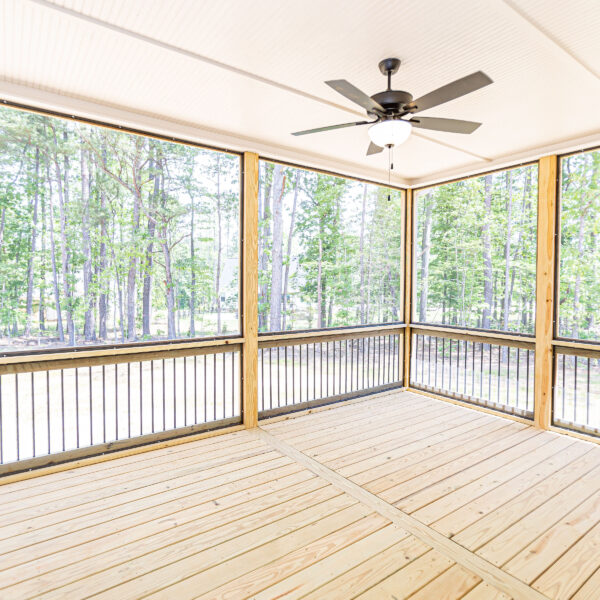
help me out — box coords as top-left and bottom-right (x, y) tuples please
(0, 105), (241, 353)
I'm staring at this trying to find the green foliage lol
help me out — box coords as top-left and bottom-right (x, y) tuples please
(0, 105), (240, 351)
(414, 165), (538, 333)
(258, 161), (403, 332)
(559, 150), (600, 340)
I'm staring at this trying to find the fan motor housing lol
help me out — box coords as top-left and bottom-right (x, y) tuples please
(370, 90), (413, 114)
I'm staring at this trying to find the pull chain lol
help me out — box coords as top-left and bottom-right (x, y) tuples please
(387, 145), (394, 201)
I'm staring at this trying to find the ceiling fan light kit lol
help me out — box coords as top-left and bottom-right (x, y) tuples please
(368, 119), (412, 148)
(292, 57), (492, 157)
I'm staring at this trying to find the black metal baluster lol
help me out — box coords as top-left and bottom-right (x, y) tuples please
(184, 357), (188, 425)
(31, 372), (35, 457)
(487, 344), (492, 401)
(127, 363), (131, 438)
(276, 346), (280, 407)
(506, 347), (511, 407)
(464, 340), (468, 394)
(586, 357), (591, 427)
(562, 352), (566, 419)
(574, 355), (578, 424)
(76, 368), (80, 447)
(115, 364), (119, 440)
(102, 365), (106, 443)
(193, 356), (197, 425)
(526, 350), (531, 412)
(449, 339), (453, 391)
(269, 347), (273, 410)
(88, 367), (93, 445)
(516, 348), (520, 409)
(46, 372), (50, 455)
(497, 346), (501, 405)
(15, 375), (19, 461)
(213, 354), (217, 421)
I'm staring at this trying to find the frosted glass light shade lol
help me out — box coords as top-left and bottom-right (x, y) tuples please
(368, 119), (412, 147)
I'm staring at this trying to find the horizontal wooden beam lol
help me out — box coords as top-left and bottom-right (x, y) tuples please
(0, 342), (242, 376)
(411, 326), (535, 350)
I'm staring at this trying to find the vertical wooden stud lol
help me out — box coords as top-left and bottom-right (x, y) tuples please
(404, 188), (413, 387)
(242, 152), (259, 428)
(534, 155), (558, 429)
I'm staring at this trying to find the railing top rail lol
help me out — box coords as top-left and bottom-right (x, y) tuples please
(411, 325), (535, 350)
(553, 340), (600, 358)
(0, 340), (243, 375)
(258, 324), (405, 348)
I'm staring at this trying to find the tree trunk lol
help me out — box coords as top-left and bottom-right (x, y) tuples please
(317, 236), (323, 328)
(258, 164), (274, 330)
(502, 171), (513, 333)
(142, 156), (159, 337)
(189, 186), (196, 337)
(44, 157), (64, 342)
(481, 174), (494, 329)
(282, 171), (300, 330)
(98, 168), (108, 340)
(359, 184), (368, 324)
(215, 155), (223, 335)
(25, 148), (40, 337)
(81, 146), (96, 341)
(269, 167), (286, 331)
(419, 196), (432, 322)
(52, 130), (74, 345)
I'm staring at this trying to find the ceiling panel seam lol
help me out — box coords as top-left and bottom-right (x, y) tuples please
(500, 0), (600, 81)
(26, 0), (488, 162)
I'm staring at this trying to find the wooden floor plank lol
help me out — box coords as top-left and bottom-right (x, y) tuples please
(405, 564), (481, 599)
(462, 582), (512, 599)
(300, 536), (430, 600)
(122, 506), (380, 600)
(354, 550), (455, 599)
(381, 427), (541, 509)
(0, 466), (315, 575)
(352, 420), (519, 490)
(0, 453), (292, 542)
(329, 411), (494, 474)
(450, 447), (600, 552)
(532, 518), (600, 599)
(409, 433), (566, 523)
(476, 463), (600, 567)
(0, 438), (270, 516)
(571, 566), (600, 599)
(432, 439), (591, 538)
(2, 390), (599, 600)
(223, 522), (403, 600)
(7, 491), (360, 600)
(0, 428), (257, 496)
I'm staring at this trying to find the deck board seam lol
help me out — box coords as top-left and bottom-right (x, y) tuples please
(256, 426), (551, 600)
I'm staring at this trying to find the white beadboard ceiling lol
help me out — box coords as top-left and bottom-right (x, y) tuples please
(0, 0), (599, 186)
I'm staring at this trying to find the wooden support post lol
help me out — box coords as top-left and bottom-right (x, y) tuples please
(242, 152), (259, 428)
(534, 155), (558, 429)
(404, 188), (413, 387)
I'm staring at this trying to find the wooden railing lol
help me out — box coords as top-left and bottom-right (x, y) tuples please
(257, 325), (404, 418)
(0, 339), (242, 474)
(409, 326), (536, 419)
(553, 342), (600, 436)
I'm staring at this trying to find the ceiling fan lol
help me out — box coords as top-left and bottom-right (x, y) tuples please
(292, 58), (493, 156)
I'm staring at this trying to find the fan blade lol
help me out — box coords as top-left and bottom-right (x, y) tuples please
(409, 116), (481, 134)
(405, 71), (492, 114)
(326, 80), (385, 114)
(367, 142), (383, 156)
(292, 120), (370, 136)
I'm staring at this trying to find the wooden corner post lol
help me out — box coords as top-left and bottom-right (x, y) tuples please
(242, 152), (259, 428)
(534, 155), (558, 429)
(404, 188), (413, 387)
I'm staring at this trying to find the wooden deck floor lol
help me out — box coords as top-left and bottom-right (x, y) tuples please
(0, 390), (599, 599)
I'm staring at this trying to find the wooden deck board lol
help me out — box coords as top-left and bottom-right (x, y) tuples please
(1, 390), (598, 599)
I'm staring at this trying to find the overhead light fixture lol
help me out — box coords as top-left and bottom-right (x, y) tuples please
(368, 119), (412, 148)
